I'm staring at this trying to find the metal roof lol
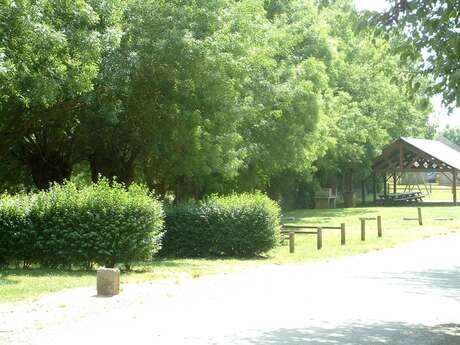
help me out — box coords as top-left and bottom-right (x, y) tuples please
(401, 137), (460, 171)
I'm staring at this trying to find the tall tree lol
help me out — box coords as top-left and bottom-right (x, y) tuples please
(316, 0), (433, 198)
(237, 0), (332, 199)
(0, 0), (125, 189)
(379, 0), (460, 109)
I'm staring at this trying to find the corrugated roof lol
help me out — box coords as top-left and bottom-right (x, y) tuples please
(401, 137), (460, 170)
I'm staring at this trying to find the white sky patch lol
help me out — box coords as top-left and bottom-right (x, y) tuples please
(353, 0), (389, 12)
(353, 0), (460, 129)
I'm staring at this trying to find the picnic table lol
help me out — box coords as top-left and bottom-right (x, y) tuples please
(378, 191), (424, 204)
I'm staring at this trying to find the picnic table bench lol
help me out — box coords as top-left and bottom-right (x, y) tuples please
(378, 191), (425, 204)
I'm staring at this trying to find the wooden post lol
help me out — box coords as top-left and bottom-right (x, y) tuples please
(383, 174), (387, 197)
(372, 173), (377, 203)
(393, 172), (397, 194)
(341, 223), (346, 245)
(417, 207), (423, 226)
(317, 227), (322, 250)
(360, 218), (366, 241)
(453, 170), (458, 206)
(399, 141), (404, 172)
(377, 216), (382, 237)
(289, 232), (295, 253)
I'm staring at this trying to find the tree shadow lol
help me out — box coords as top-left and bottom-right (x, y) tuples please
(230, 322), (460, 345)
(286, 208), (379, 220)
(369, 267), (460, 301)
(0, 268), (95, 278)
(0, 276), (18, 286)
(367, 202), (459, 208)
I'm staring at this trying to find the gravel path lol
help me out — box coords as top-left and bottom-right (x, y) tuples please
(1, 234), (460, 345)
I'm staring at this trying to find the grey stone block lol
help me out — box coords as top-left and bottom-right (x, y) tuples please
(97, 268), (120, 296)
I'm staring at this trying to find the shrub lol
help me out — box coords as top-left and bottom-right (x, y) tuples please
(0, 194), (34, 267)
(161, 193), (281, 258)
(0, 180), (164, 268)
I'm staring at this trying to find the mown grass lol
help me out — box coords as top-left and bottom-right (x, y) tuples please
(2, 205), (460, 303)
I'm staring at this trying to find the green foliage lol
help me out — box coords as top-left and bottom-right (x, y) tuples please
(0, 0), (126, 189)
(0, 0), (435, 202)
(314, 0), (433, 191)
(378, 0), (459, 109)
(441, 127), (460, 147)
(0, 180), (164, 268)
(161, 193), (281, 258)
(236, 0), (331, 192)
(0, 194), (32, 266)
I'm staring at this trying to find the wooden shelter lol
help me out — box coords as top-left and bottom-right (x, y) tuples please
(372, 137), (460, 205)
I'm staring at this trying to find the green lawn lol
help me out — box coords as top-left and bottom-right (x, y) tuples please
(2, 205), (460, 303)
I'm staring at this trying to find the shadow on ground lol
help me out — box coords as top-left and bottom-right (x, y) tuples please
(369, 267), (460, 301)
(230, 322), (460, 345)
(287, 208), (378, 219)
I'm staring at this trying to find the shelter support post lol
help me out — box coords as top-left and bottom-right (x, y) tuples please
(454, 170), (458, 206)
(372, 174), (377, 203)
(383, 174), (387, 197)
(393, 172), (397, 194)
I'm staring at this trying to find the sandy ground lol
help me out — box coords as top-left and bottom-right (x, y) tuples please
(1, 234), (460, 345)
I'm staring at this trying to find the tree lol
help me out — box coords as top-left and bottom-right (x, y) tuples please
(0, 0), (125, 189)
(315, 0), (433, 199)
(0, 0), (437, 204)
(441, 127), (460, 146)
(236, 0), (332, 202)
(85, 0), (328, 201)
(379, 0), (460, 109)
(79, 0), (261, 196)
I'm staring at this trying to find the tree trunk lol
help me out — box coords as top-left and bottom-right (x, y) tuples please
(28, 152), (72, 190)
(89, 154), (135, 185)
(343, 171), (353, 192)
(342, 170), (355, 208)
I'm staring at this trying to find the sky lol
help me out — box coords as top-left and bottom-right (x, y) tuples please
(353, 0), (460, 129)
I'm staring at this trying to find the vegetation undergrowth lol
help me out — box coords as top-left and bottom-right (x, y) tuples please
(2, 205), (460, 304)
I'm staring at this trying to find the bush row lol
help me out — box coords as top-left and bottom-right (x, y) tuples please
(160, 193), (281, 258)
(0, 186), (280, 267)
(0, 181), (164, 268)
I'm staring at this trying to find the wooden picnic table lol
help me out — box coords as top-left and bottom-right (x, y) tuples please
(378, 191), (424, 204)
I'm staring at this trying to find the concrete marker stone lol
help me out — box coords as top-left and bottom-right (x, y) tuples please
(97, 268), (120, 296)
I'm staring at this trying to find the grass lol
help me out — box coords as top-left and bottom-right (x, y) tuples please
(2, 204), (460, 303)
(343, 184), (456, 204)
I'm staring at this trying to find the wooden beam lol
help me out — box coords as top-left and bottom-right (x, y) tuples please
(404, 153), (423, 169)
(373, 139), (456, 175)
(375, 168), (450, 173)
(393, 172), (397, 193)
(399, 141), (404, 171)
(372, 173), (377, 202)
(440, 171), (453, 183)
(383, 174), (387, 197)
(453, 170), (457, 206)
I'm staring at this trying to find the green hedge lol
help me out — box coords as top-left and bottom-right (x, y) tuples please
(160, 193), (281, 258)
(0, 181), (164, 268)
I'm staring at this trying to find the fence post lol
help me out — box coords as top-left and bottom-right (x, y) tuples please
(377, 216), (382, 237)
(417, 207), (423, 226)
(360, 218), (366, 241)
(341, 223), (346, 245)
(289, 232), (295, 253)
(317, 227), (323, 250)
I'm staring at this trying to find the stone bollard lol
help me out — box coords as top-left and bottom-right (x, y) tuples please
(97, 267), (120, 296)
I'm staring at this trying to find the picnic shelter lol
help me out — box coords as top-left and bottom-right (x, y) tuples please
(372, 137), (460, 205)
